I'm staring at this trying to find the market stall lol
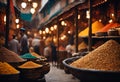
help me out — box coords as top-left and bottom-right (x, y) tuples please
(62, 0), (120, 82)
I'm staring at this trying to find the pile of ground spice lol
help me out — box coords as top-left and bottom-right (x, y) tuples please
(78, 41), (87, 51)
(70, 40), (120, 71)
(0, 47), (25, 62)
(20, 53), (37, 59)
(0, 62), (19, 74)
(30, 52), (41, 58)
(97, 22), (120, 32)
(79, 21), (104, 36)
(18, 61), (42, 69)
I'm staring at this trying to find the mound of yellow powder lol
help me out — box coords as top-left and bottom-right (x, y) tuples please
(0, 62), (19, 74)
(18, 61), (42, 69)
(79, 21), (104, 37)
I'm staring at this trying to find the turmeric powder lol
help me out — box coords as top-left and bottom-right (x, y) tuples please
(0, 62), (19, 74)
(18, 61), (42, 69)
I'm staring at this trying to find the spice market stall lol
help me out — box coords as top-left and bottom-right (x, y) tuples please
(63, 40), (120, 82)
(0, 46), (50, 82)
(63, 0), (120, 82)
(78, 0), (120, 49)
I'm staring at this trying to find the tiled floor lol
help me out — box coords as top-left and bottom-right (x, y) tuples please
(45, 64), (80, 82)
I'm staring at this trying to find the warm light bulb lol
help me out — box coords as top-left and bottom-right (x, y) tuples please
(109, 19), (113, 23)
(34, 33), (37, 37)
(63, 35), (66, 38)
(111, 13), (114, 17)
(68, 31), (71, 34)
(43, 36), (46, 39)
(15, 19), (19, 23)
(60, 37), (64, 40)
(54, 25), (57, 30)
(61, 21), (65, 26)
(45, 28), (49, 33)
(4, 15), (6, 23)
(43, 31), (46, 34)
(28, 0), (31, 2)
(27, 31), (31, 35)
(78, 14), (80, 19)
(30, 8), (35, 14)
(86, 10), (90, 19)
(16, 24), (20, 29)
(39, 30), (42, 34)
(49, 31), (51, 34)
(21, 2), (27, 9)
(50, 26), (54, 31)
(32, 2), (38, 8)
(64, 23), (67, 26)
(99, 19), (102, 22)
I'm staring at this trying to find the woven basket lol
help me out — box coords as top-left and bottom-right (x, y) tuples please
(34, 61), (50, 74)
(18, 66), (43, 80)
(0, 72), (20, 82)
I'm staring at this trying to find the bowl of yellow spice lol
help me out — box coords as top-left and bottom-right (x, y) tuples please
(0, 62), (20, 82)
(18, 61), (43, 80)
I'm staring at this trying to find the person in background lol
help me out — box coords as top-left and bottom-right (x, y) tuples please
(8, 34), (20, 54)
(65, 44), (72, 54)
(32, 36), (40, 55)
(51, 43), (57, 66)
(39, 38), (45, 56)
(19, 27), (29, 55)
(44, 44), (52, 62)
(65, 41), (75, 56)
(28, 35), (33, 48)
(66, 43), (75, 54)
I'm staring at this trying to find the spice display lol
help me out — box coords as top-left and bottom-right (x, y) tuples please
(97, 22), (120, 32)
(30, 52), (47, 61)
(79, 21), (104, 36)
(20, 53), (37, 59)
(0, 62), (19, 74)
(78, 41), (87, 51)
(107, 28), (119, 36)
(0, 47), (25, 62)
(71, 40), (120, 71)
(18, 61), (42, 69)
(30, 52), (41, 58)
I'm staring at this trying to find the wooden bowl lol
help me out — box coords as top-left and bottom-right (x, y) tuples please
(18, 66), (43, 80)
(0, 72), (20, 82)
(63, 57), (120, 82)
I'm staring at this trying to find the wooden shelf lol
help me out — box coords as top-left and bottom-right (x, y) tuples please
(81, 36), (120, 45)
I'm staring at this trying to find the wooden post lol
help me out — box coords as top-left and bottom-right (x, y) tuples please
(5, 0), (10, 48)
(88, 0), (92, 51)
(56, 17), (60, 67)
(74, 7), (79, 53)
(113, 0), (118, 22)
